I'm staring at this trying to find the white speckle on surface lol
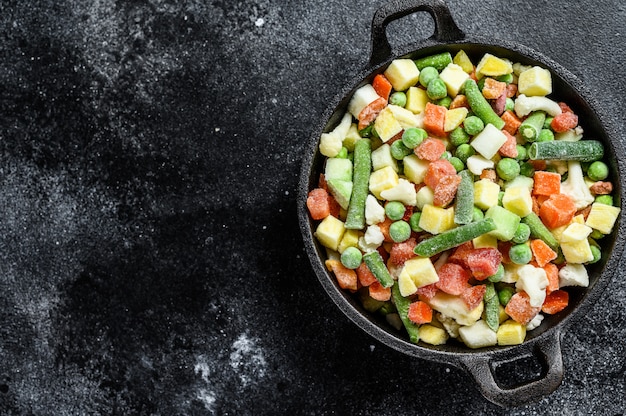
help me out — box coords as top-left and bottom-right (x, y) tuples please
(255, 17), (265, 27)
(197, 389), (217, 413)
(229, 333), (267, 387)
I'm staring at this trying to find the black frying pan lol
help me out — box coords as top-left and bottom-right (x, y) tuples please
(298, 0), (625, 407)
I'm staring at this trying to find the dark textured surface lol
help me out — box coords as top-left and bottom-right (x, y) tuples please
(0, 0), (625, 415)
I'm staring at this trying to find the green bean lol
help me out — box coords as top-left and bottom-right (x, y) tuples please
(414, 218), (496, 257)
(518, 111), (546, 142)
(521, 212), (559, 252)
(345, 139), (372, 229)
(484, 283), (500, 332)
(462, 79), (506, 130)
(454, 170), (475, 225)
(363, 251), (394, 288)
(528, 140), (604, 162)
(414, 52), (452, 71)
(391, 282), (420, 343)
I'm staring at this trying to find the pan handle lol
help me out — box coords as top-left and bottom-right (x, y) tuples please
(370, 0), (465, 66)
(458, 331), (564, 407)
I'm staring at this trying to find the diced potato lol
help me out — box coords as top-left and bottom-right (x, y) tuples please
(405, 86), (429, 114)
(474, 178), (501, 210)
(325, 158), (353, 182)
(314, 215), (346, 251)
(439, 63), (470, 97)
(585, 202), (621, 234)
(470, 123), (508, 159)
(398, 271), (419, 296)
(458, 320), (498, 349)
(374, 106), (404, 143)
(561, 239), (594, 264)
(466, 155), (495, 176)
(485, 205), (521, 242)
(504, 175), (534, 191)
(419, 204), (455, 234)
(337, 229), (360, 253)
(399, 257), (439, 290)
(502, 186), (533, 218)
(403, 154), (429, 184)
(384, 59), (420, 91)
(560, 222), (593, 242)
(517, 66), (552, 97)
(371, 144), (397, 172)
(453, 50), (474, 74)
(388, 104), (423, 129)
(343, 124), (361, 152)
(475, 53), (513, 78)
(473, 233), (498, 249)
(497, 320), (526, 345)
(319, 132), (342, 157)
(444, 107), (469, 132)
(419, 324), (449, 345)
(369, 166), (399, 199)
(416, 186), (435, 210)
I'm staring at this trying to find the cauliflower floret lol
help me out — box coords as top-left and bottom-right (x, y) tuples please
(560, 161), (594, 210)
(558, 263), (589, 288)
(379, 178), (417, 206)
(514, 94), (562, 117)
(526, 313), (544, 331)
(365, 194), (385, 225)
(515, 265), (549, 307)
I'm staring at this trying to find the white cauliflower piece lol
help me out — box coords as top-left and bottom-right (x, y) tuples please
(380, 178), (417, 206)
(515, 265), (549, 307)
(526, 313), (544, 331)
(436, 313), (460, 339)
(514, 94), (562, 117)
(558, 263), (589, 288)
(365, 194), (385, 225)
(560, 161), (595, 210)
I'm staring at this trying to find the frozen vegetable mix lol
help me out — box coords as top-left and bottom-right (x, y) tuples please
(306, 49), (620, 348)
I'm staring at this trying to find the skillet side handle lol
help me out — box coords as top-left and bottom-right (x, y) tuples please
(370, 0), (465, 67)
(459, 331), (564, 408)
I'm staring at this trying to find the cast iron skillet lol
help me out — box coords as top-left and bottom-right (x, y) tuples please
(298, 0), (625, 407)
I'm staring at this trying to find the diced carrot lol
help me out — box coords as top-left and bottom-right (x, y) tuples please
(318, 173), (328, 191)
(533, 171), (561, 196)
(433, 174), (461, 207)
(542, 290), (569, 314)
(498, 241), (513, 264)
(539, 193), (577, 229)
(357, 97), (387, 130)
(498, 130), (519, 158)
(529, 159), (547, 171)
(550, 111), (578, 133)
(424, 159), (457, 189)
(576, 204), (592, 221)
(558, 102), (574, 113)
(480, 168), (497, 182)
(461, 285), (487, 310)
(408, 301), (433, 324)
(467, 248), (502, 280)
(530, 239), (557, 267)
(372, 74), (392, 101)
(417, 283), (439, 300)
(423, 102), (447, 137)
(377, 217), (394, 243)
(469, 70), (478, 81)
(326, 259), (358, 291)
(415, 137), (447, 162)
(356, 262), (378, 287)
(505, 291), (541, 325)
(369, 281), (392, 301)
(505, 83), (518, 98)
(401, 205), (414, 222)
(448, 241), (475, 268)
(543, 263), (559, 295)
(501, 110), (522, 135)
(482, 77), (507, 99)
(386, 130), (404, 145)
(436, 263), (471, 295)
(306, 188), (331, 220)
(449, 94), (469, 110)
(389, 238), (417, 266)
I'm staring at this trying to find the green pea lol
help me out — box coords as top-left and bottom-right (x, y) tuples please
(515, 145), (528, 161)
(496, 158), (520, 181)
(543, 116), (554, 129)
(588, 245), (601, 264)
(390, 140), (412, 160)
(389, 220), (412, 243)
(449, 127), (470, 146)
(512, 223), (531, 244)
(389, 91), (407, 107)
(402, 127), (427, 149)
(520, 161), (535, 177)
(419, 66), (439, 88)
(455, 143), (475, 164)
(498, 191), (505, 206)
(488, 263), (505, 283)
(336, 146), (349, 159)
(505, 97), (515, 112)
(463, 115), (484, 136)
(385, 201), (406, 221)
(472, 206), (484, 222)
(509, 243), (532, 265)
(496, 73), (514, 84)
(587, 161), (609, 181)
(409, 212), (422, 232)
(448, 156), (465, 172)
(595, 195), (613, 206)
(427, 78), (448, 100)
(590, 229), (605, 240)
(341, 246), (363, 269)
(438, 96), (452, 109)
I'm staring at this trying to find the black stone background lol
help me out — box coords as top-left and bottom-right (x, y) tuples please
(1, 0), (625, 415)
